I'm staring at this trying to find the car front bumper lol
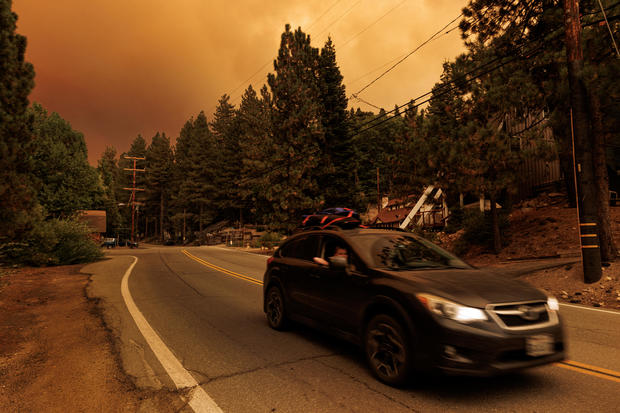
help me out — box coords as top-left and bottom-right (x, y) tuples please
(430, 318), (565, 376)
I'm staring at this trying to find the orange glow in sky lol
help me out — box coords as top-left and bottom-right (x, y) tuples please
(13, 0), (466, 164)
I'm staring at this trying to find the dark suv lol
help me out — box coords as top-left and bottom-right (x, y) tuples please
(263, 228), (564, 385)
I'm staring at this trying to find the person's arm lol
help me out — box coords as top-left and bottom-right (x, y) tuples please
(313, 256), (328, 266)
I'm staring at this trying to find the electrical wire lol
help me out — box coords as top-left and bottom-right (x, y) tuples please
(350, 13), (463, 99)
(236, 37), (552, 187)
(235, 8), (619, 186)
(340, 0), (409, 48)
(316, 0), (363, 37)
(227, 0), (346, 102)
(350, 40), (551, 138)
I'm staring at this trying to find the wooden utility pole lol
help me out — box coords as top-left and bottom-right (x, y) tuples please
(123, 156), (145, 245)
(376, 167), (381, 211)
(563, 0), (602, 283)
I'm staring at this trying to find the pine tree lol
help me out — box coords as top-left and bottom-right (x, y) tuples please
(237, 85), (274, 224)
(460, 0), (618, 259)
(317, 37), (352, 207)
(145, 132), (174, 242)
(266, 24), (325, 229)
(97, 146), (122, 235)
(0, 0), (36, 240)
(173, 111), (218, 236)
(210, 95), (242, 222)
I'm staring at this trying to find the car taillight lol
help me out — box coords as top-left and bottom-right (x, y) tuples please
(267, 257), (274, 265)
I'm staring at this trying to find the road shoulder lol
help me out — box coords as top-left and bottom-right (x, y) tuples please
(0, 263), (183, 412)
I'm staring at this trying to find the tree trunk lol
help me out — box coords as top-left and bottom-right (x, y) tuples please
(490, 194), (502, 254)
(160, 191), (164, 243)
(199, 204), (203, 234)
(590, 91), (618, 262)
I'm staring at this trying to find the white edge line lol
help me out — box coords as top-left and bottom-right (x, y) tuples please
(121, 256), (223, 413)
(560, 302), (620, 315)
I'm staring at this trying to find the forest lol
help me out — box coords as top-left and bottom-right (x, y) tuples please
(1, 0), (618, 265)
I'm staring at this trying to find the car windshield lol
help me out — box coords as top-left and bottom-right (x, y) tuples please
(349, 233), (471, 271)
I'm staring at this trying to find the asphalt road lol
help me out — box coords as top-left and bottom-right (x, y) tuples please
(85, 246), (620, 413)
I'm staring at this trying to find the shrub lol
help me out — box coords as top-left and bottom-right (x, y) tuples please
(0, 216), (103, 266)
(444, 206), (465, 234)
(453, 209), (509, 255)
(252, 232), (283, 249)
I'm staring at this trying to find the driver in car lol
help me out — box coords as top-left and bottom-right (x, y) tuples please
(313, 245), (347, 266)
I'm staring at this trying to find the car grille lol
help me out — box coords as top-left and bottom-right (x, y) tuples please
(486, 300), (558, 331)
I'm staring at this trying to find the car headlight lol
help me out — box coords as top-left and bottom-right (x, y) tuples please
(547, 296), (559, 312)
(416, 293), (488, 323)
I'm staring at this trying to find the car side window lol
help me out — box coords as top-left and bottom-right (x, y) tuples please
(279, 236), (320, 262)
(320, 236), (349, 262)
(312, 235), (355, 268)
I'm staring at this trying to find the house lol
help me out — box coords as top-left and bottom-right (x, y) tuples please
(77, 210), (107, 241)
(372, 187), (448, 229)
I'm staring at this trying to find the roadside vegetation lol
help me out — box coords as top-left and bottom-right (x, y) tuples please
(1, 0), (618, 267)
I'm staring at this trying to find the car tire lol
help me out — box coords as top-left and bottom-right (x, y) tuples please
(364, 314), (413, 386)
(265, 285), (289, 330)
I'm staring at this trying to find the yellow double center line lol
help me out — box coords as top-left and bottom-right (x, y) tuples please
(182, 249), (264, 286)
(556, 360), (620, 383)
(182, 250), (620, 383)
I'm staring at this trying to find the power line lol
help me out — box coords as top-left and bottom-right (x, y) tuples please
(350, 36), (554, 137)
(237, 34), (553, 187)
(350, 13), (463, 99)
(307, 0), (343, 31)
(352, 95), (382, 110)
(316, 0), (363, 37)
(340, 0), (409, 48)
(350, 13), (577, 133)
(346, 22), (462, 90)
(233, 9), (620, 188)
(227, 0), (347, 103)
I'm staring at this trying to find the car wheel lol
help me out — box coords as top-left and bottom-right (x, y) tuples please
(265, 286), (288, 330)
(364, 314), (412, 385)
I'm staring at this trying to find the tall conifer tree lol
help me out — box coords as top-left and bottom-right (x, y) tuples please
(267, 24), (325, 229)
(0, 0), (36, 240)
(146, 133), (174, 242)
(318, 37), (351, 207)
(211, 95), (241, 221)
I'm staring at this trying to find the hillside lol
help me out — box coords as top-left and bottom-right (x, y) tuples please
(457, 194), (620, 309)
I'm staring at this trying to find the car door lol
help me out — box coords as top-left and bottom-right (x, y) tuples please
(305, 235), (370, 332)
(277, 235), (322, 317)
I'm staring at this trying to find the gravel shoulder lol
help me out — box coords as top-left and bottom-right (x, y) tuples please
(0, 264), (184, 412)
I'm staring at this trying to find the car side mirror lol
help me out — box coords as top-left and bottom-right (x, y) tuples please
(329, 256), (348, 270)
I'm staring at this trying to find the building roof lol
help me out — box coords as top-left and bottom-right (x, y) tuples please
(374, 207), (411, 224)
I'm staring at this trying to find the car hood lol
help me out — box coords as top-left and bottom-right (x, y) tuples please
(390, 268), (547, 308)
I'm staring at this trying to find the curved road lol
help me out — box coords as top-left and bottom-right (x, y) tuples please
(85, 246), (620, 413)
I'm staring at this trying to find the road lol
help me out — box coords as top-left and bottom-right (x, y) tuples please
(86, 246), (620, 413)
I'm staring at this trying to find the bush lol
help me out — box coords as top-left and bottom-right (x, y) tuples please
(0, 216), (103, 266)
(453, 209), (509, 255)
(444, 206), (465, 234)
(251, 232), (283, 249)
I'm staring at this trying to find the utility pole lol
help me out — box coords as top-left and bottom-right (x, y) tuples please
(123, 156), (145, 245)
(376, 167), (381, 212)
(563, 0), (602, 283)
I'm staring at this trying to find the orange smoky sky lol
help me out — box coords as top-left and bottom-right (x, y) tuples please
(13, 0), (467, 165)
